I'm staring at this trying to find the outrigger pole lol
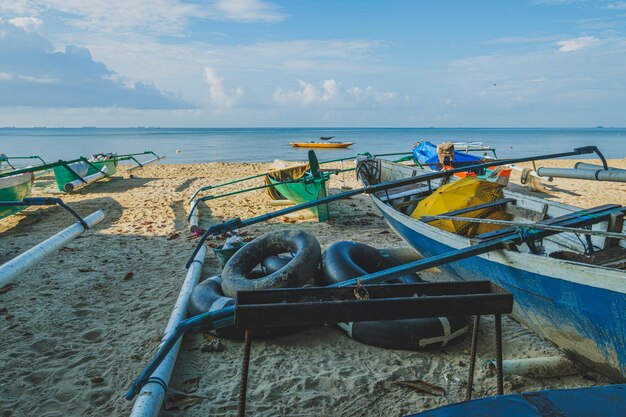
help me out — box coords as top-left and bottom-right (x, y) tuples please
(126, 202), (623, 400)
(188, 151), (413, 202)
(188, 152), (414, 231)
(125, 146), (607, 400)
(186, 146), (605, 267)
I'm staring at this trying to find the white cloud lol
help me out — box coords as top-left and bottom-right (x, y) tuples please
(214, 0), (285, 23)
(0, 22), (191, 108)
(557, 36), (600, 52)
(8, 16), (43, 32)
(204, 67), (243, 108)
(0, 0), (284, 36)
(273, 79), (401, 108)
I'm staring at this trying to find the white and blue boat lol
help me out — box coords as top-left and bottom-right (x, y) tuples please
(358, 157), (626, 381)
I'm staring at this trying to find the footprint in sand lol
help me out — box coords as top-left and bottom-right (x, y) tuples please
(71, 309), (91, 318)
(30, 339), (57, 353)
(82, 329), (104, 342)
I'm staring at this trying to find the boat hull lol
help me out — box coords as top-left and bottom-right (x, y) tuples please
(371, 196), (626, 381)
(290, 142), (354, 149)
(52, 160), (116, 191)
(0, 173), (34, 219)
(266, 175), (330, 221)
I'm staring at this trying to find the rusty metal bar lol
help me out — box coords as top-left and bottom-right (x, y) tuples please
(495, 314), (504, 396)
(238, 330), (252, 417)
(466, 315), (481, 401)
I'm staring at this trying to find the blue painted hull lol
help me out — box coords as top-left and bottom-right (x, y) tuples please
(373, 197), (626, 381)
(405, 384), (626, 417)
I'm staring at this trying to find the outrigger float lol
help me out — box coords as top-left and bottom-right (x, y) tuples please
(127, 146), (625, 409)
(0, 197), (105, 289)
(0, 151), (165, 194)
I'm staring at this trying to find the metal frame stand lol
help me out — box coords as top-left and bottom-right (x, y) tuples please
(234, 281), (512, 416)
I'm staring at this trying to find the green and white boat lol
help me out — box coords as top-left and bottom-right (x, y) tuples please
(264, 152), (331, 221)
(0, 171), (34, 219)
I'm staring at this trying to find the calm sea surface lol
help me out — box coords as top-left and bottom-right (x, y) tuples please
(0, 128), (624, 164)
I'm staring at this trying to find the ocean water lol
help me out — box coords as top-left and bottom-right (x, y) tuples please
(0, 127), (624, 164)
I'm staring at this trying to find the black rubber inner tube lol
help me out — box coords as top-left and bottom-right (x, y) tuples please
(221, 229), (321, 298)
(321, 241), (468, 350)
(187, 275), (297, 340)
(321, 241), (422, 285)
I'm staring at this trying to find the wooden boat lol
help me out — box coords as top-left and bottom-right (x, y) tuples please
(290, 141), (354, 149)
(358, 156), (626, 381)
(405, 384), (626, 417)
(0, 172), (34, 219)
(264, 151), (331, 221)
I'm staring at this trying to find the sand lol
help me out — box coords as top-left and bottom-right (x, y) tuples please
(0, 157), (624, 417)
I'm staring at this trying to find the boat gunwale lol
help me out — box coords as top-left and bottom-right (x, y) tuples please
(363, 159), (626, 293)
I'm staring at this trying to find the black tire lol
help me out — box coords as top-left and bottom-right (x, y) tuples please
(321, 241), (421, 285)
(321, 241), (468, 350)
(221, 229), (321, 297)
(187, 275), (297, 340)
(340, 316), (469, 350)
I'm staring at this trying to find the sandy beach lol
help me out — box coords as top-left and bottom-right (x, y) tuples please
(1, 157), (625, 417)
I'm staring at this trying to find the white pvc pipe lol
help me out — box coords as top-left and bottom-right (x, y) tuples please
(127, 155), (166, 172)
(189, 199), (199, 232)
(0, 210), (105, 288)
(129, 244), (207, 417)
(64, 165), (108, 192)
(487, 356), (578, 379)
(508, 164), (552, 181)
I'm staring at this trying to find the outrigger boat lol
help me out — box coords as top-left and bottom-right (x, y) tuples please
(0, 171), (34, 219)
(188, 150), (414, 231)
(264, 153), (331, 221)
(0, 151), (165, 194)
(357, 154), (626, 380)
(128, 146), (626, 404)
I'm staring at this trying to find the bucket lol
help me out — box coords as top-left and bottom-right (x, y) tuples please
(214, 242), (247, 268)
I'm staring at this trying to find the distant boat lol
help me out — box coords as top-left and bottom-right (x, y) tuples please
(290, 141), (354, 149)
(320, 136), (335, 140)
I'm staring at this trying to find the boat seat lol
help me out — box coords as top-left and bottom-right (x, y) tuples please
(474, 204), (624, 242)
(379, 185), (432, 203)
(423, 198), (516, 223)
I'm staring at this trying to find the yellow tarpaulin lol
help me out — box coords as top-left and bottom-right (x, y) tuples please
(411, 177), (511, 237)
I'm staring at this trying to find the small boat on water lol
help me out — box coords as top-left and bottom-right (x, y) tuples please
(290, 141), (354, 149)
(357, 155), (626, 381)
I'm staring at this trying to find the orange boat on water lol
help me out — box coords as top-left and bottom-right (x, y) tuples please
(290, 141), (354, 149)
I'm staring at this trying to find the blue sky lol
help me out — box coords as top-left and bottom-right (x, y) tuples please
(1, 0), (625, 127)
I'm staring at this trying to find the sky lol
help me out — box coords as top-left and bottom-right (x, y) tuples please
(1, 0), (626, 127)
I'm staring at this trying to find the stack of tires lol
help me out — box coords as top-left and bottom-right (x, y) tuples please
(188, 230), (468, 349)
